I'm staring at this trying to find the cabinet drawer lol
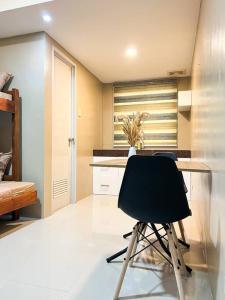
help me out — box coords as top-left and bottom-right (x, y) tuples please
(94, 183), (113, 194)
(93, 167), (119, 195)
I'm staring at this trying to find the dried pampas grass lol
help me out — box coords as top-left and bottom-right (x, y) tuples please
(121, 112), (148, 147)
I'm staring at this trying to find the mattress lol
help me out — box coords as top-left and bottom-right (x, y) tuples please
(0, 92), (12, 101)
(0, 181), (36, 200)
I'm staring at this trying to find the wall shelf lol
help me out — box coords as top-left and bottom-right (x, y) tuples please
(178, 90), (192, 111)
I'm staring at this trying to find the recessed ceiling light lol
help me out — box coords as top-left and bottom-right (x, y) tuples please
(125, 47), (137, 58)
(42, 13), (52, 23)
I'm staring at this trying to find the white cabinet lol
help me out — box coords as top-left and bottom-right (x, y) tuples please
(93, 167), (118, 195)
(93, 157), (124, 195)
(178, 90), (192, 111)
(93, 156), (191, 200)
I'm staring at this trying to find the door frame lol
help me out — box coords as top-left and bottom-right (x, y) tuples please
(51, 47), (77, 207)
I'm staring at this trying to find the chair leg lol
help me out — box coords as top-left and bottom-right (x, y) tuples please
(171, 224), (189, 276)
(129, 223), (146, 267)
(114, 223), (140, 300)
(129, 232), (138, 267)
(166, 224), (185, 300)
(178, 220), (186, 244)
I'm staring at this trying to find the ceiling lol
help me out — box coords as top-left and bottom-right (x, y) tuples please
(0, 0), (201, 83)
(0, 0), (53, 13)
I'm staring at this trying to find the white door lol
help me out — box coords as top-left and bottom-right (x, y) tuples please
(52, 54), (74, 212)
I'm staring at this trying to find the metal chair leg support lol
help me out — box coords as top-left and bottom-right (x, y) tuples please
(107, 226), (155, 263)
(178, 238), (190, 249)
(150, 223), (190, 249)
(114, 223), (140, 300)
(123, 231), (132, 239)
(107, 223), (191, 273)
(106, 247), (127, 263)
(106, 227), (157, 263)
(166, 224), (185, 300)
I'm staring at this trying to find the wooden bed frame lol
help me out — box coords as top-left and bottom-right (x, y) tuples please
(0, 89), (37, 219)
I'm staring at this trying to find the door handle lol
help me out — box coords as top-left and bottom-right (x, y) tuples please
(68, 138), (75, 146)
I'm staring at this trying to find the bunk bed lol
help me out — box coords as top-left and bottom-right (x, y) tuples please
(0, 89), (37, 219)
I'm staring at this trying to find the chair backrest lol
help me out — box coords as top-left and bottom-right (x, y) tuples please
(153, 152), (188, 193)
(153, 152), (177, 161)
(118, 155), (190, 224)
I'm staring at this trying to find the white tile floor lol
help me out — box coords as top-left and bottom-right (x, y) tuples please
(0, 195), (212, 300)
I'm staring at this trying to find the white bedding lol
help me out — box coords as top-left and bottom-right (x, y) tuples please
(0, 92), (12, 101)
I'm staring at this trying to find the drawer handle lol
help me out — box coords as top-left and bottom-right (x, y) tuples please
(101, 184), (110, 187)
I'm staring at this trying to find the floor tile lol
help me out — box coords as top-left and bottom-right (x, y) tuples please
(0, 281), (68, 300)
(0, 195), (212, 299)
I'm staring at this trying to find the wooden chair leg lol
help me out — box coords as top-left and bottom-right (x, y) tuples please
(166, 224), (185, 300)
(171, 223), (188, 276)
(114, 223), (140, 300)
(129, 223), (146, 267)
(178, 220), (186, 243)
(129, 232), (138, 267)
(12, 209), (20, 221)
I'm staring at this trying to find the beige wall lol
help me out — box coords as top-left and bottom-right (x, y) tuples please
(44, 34), (103, 216)
(76, 65), (103, 201)
(102, 78), (191, 149)
(102, 84), (114, 149)
(191, 0), (225, 298)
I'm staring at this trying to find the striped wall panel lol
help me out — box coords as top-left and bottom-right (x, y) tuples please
(113, 80), (178, 147)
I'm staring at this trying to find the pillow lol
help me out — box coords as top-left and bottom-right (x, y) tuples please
(2, 76), (14, 92)
(0, 72), (12, 91)
(0, 152), (12, 181)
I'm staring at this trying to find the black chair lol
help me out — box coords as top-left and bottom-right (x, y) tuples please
(153, 152), (188, 244)
(153, 152), (188, 193)
(114, 155), (191, 300)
